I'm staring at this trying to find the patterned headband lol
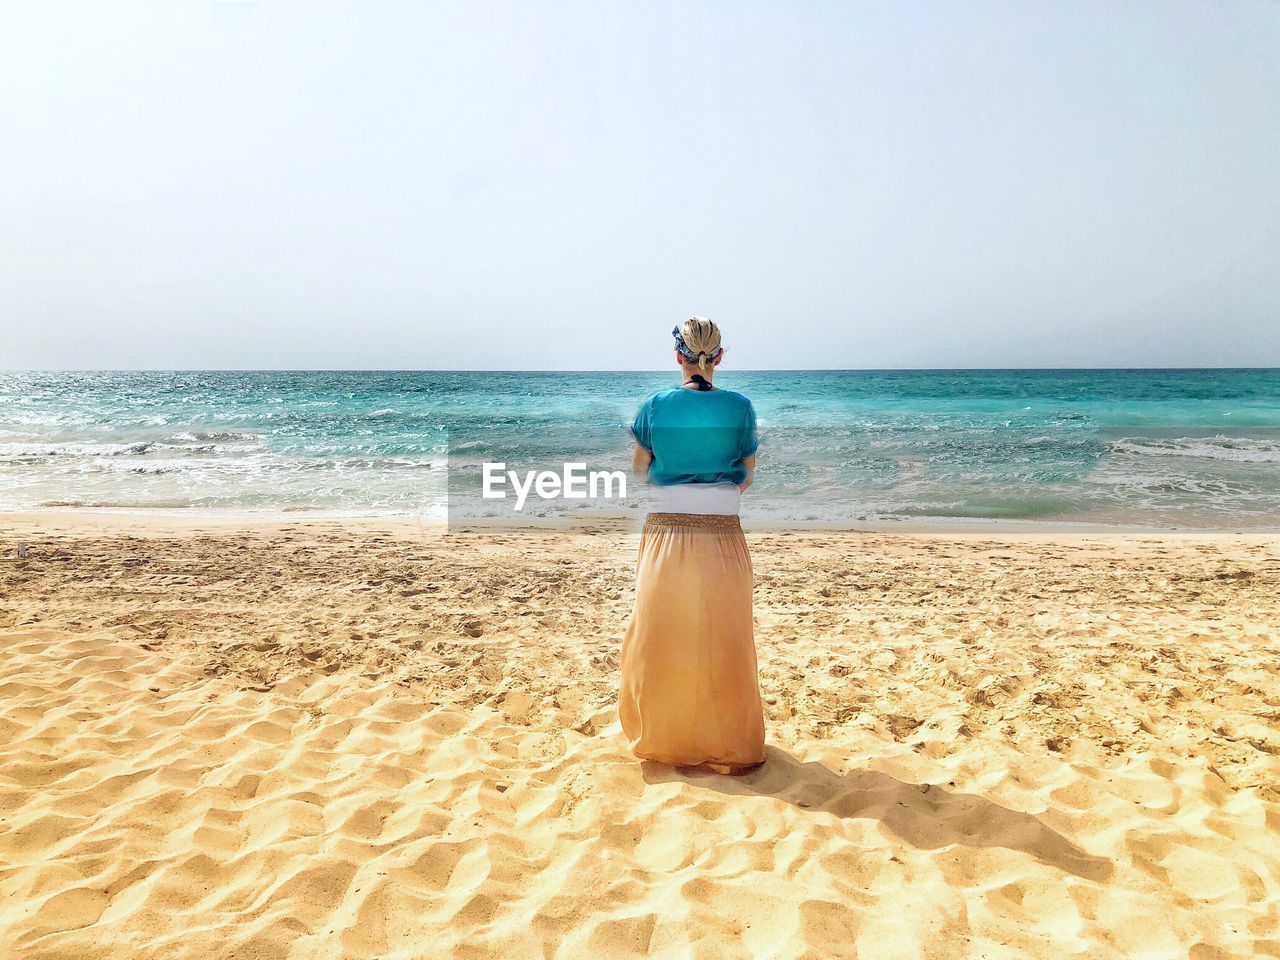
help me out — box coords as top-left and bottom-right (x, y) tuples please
(672, 326), (724, 363)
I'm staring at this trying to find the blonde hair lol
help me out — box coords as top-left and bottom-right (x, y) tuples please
(678, 316), (723, 372)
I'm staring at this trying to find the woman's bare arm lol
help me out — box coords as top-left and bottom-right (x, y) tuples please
(632, 442), (653, 476)
(739, 454), (755, 493)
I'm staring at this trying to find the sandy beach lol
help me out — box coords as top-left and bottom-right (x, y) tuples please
(1, 512), (1278, 959)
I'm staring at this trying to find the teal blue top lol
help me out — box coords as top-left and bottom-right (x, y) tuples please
(630, 387), (759, 486)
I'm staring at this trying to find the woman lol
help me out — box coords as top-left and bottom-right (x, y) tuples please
(619, 317), (766, 774)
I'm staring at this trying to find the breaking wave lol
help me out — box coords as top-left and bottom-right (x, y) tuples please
(1109, 436), (1280, 464)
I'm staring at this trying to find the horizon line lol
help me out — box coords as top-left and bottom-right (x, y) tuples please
(4, 366), (1280, 374)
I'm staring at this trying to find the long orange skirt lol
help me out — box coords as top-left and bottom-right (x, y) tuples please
(619, 513), (766, 768)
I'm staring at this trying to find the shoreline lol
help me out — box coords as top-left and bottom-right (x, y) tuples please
(4, 507), (1280, 539)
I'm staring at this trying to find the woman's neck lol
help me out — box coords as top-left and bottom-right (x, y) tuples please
(681, 367), (715, 390)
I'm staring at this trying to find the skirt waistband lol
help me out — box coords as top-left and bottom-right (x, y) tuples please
(645, 512), (742, 529)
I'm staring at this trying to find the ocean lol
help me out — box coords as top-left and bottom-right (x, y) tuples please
(2, 369), (1278, 529)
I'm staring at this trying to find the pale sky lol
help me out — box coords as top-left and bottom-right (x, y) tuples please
(2, 1), (1277, 370)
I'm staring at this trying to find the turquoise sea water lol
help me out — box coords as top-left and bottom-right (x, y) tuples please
(2, 370), (1278, 528)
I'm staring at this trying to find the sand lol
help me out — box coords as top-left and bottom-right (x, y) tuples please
(1, 512), (1278, 959)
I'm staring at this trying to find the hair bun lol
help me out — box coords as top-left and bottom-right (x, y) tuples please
(675, 316), (723, 372)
